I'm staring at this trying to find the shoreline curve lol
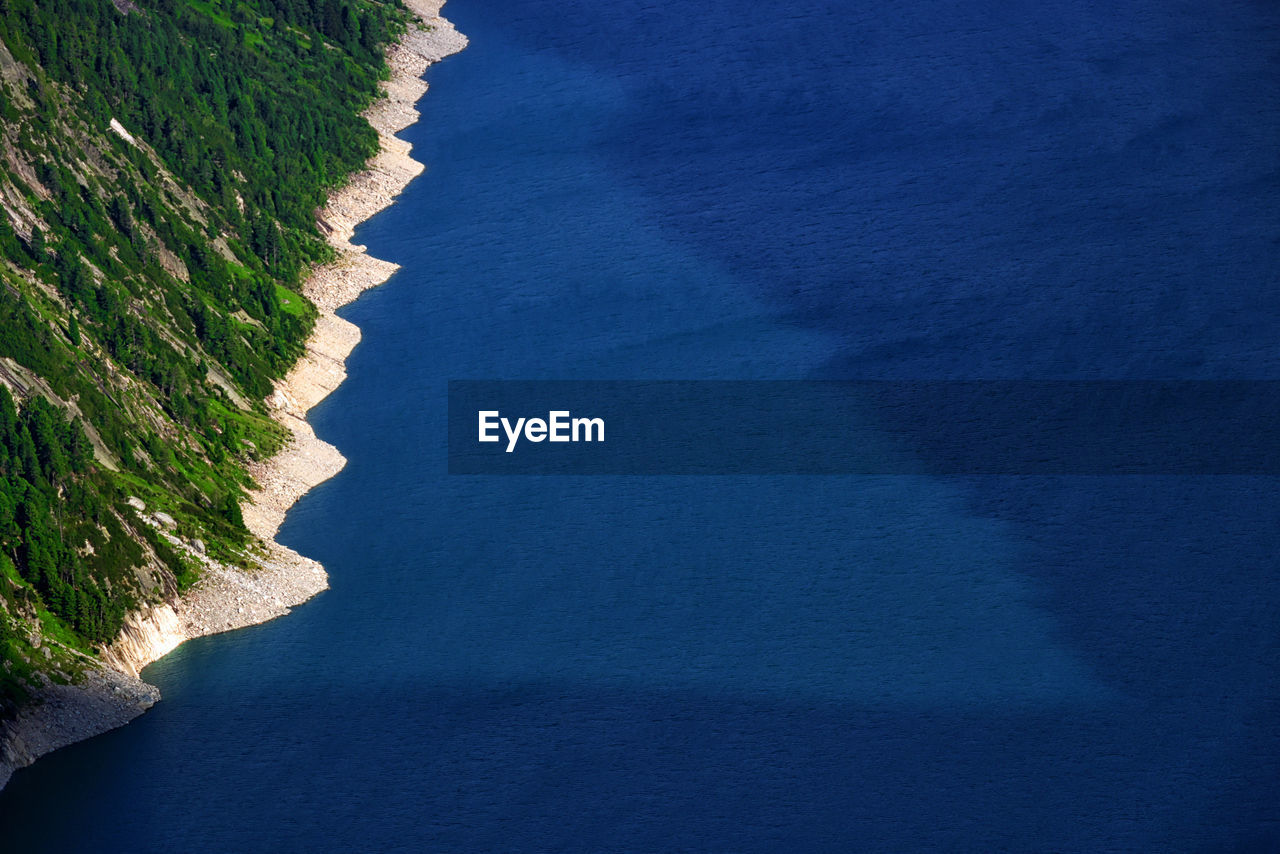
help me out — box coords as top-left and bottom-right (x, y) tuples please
(0, 0), (467, 790)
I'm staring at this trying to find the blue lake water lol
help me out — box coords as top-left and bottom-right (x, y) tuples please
(2, 0), (1279, 849)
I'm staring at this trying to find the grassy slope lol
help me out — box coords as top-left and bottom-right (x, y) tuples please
(0, 0), (409, 712)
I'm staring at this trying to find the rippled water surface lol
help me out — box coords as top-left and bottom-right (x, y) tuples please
(2, 0), (1278, 849)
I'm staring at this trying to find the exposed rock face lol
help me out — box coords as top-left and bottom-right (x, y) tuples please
(0, 0), (467, 791)
(107, 118), (136, 146)
(99, 605), (184, 678)
(177, 541), (328, 639)
(0, 668), (159, 785)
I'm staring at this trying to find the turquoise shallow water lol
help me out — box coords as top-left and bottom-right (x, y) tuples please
(2, 0), (1278, 849)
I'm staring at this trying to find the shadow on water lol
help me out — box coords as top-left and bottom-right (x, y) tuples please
(2, 0), (1278, 850)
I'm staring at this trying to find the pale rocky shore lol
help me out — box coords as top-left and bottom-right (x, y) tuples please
(0, 0), (467, 790)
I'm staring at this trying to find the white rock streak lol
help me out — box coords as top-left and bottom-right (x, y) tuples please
(108, 117), (136, 146)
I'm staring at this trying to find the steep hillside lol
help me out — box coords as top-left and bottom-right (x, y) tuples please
(0, 0), (410, 724)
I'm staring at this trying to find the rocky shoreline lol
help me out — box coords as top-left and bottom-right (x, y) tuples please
(0, 0), (467, 790)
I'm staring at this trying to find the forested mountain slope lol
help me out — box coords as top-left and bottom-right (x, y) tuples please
(0, 0), (407, 714)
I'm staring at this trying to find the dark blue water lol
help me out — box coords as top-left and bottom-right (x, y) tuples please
(3, 0), (1279, 849)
